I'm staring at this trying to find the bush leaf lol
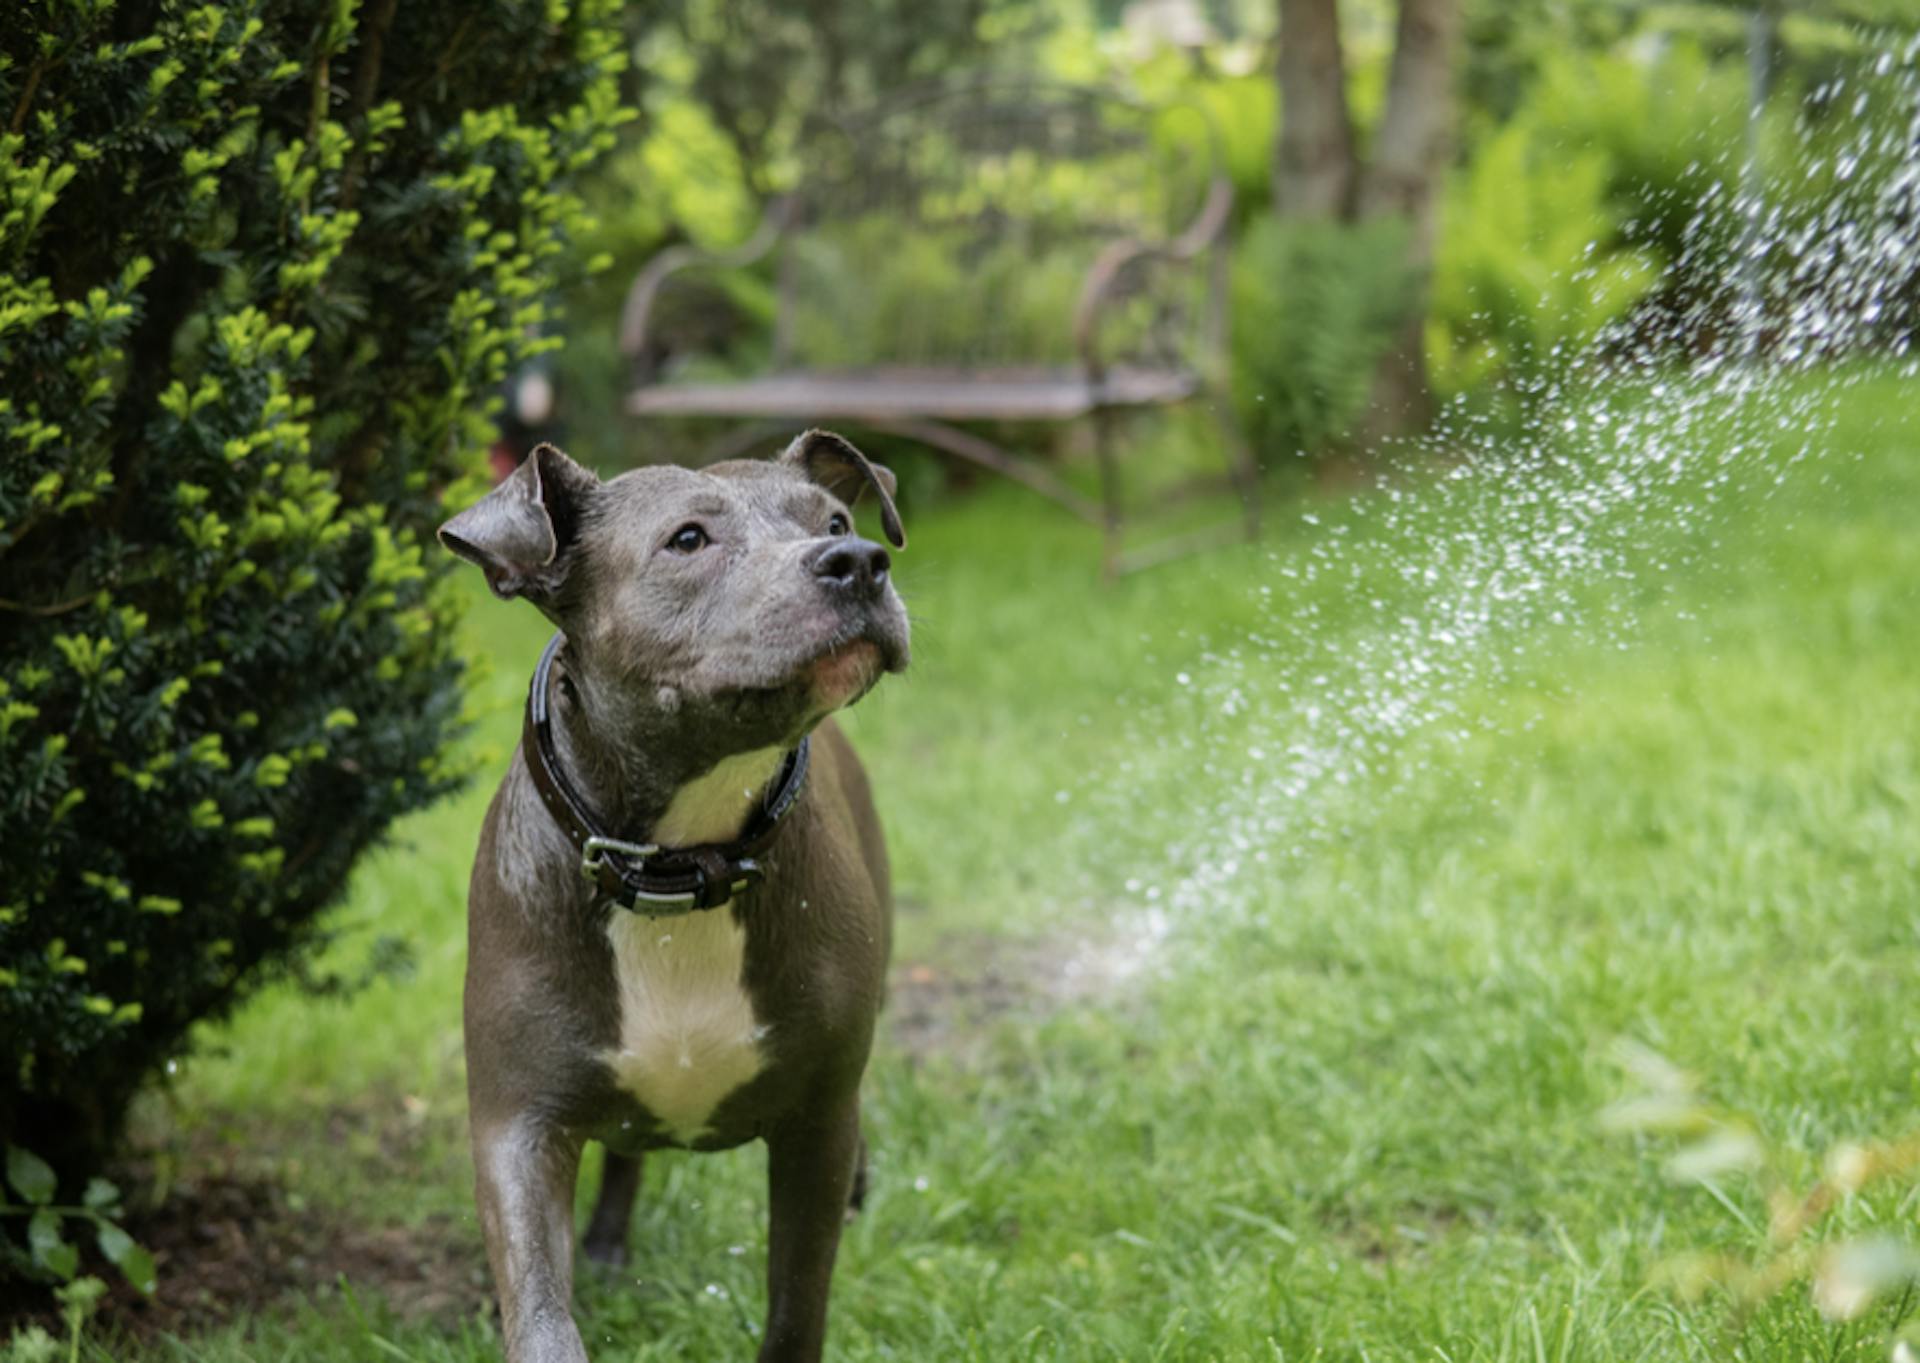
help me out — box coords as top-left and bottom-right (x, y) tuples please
(27, 1208), (78, 1279)
(96, 1220), (157, 1295)
(6, 1144), (58, 1205)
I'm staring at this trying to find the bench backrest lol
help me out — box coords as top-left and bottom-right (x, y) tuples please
(789, 80), (1227, 373)
(633, 79), (1232, 382)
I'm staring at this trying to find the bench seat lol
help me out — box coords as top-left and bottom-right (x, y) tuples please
(616, 81), (1259, 574)
(626, 365), (1198, 422)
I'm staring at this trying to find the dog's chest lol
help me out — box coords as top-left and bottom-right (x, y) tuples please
(600, 908), (765, 1144)
(596, 748), (784, 1145)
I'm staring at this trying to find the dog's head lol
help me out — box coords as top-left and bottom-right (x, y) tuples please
(439, 430), (909, 755)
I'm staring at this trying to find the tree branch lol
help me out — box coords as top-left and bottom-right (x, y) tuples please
(8, 54), (49, 135)
(339, 0), (400, 213)
(0, 590), (98, 617)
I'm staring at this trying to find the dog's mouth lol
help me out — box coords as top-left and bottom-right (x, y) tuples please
(804, 615), (907, 709)
(809, 638), (882, 707)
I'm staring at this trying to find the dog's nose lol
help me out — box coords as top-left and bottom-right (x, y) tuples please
(811, 537), (891, 596)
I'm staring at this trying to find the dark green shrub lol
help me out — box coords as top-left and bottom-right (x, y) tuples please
(1229, 215), (1416, 462)
(0, 0), (629, 1217)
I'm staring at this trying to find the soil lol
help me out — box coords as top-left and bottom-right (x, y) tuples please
(103, 1170), (491, 1339)
(885, 927), (1137, 1064)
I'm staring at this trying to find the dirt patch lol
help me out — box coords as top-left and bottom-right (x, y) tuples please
(886, 913), (1165, 1063)
(1320, 1198), (1476, 1274)
(19, 1100), (495, 1343)
(887, 951), (1035, 1062)
(97, 1169), (489, 1339)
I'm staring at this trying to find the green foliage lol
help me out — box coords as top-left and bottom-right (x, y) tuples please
(1521, 40), (1748, 270)
(0, 0), (629, 1226)
(1459, 0), (1643, 128)
(1122, 46), (1277, 231)
(788, 219), (1088, 370)
(1428, 116), (1662, 399)
(1, 1145), (151, 1297)
(1430, 31), (1917, 406)
(1229, 215), (1415, 459)
(2, 1273), (108, 1363)
(648, 0), (1011, 198)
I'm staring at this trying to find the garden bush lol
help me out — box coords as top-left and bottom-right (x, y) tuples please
(1426, 116), (1660, 401)
(0, 0), (629, 1252)
(1524, 41), (1746, 275)
(1229, 215), (1416, 462)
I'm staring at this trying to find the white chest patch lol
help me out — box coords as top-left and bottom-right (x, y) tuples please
(598, 748), (785, 1145)
(601, 907), (765, 1144)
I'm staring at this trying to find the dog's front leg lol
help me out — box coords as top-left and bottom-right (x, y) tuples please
(474, 1117), (589, 1363)
(758, 1095), (863, 1363)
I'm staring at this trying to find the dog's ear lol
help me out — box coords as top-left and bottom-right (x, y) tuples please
(779, 429), (905, 549)
(439, 443), (598, 602)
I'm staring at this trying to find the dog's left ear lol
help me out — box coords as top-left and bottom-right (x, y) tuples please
(780, 429), (905, 549)
(439, 443), (599, 604)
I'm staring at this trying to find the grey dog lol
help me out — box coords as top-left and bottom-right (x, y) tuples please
(438, 429), (909, 1362)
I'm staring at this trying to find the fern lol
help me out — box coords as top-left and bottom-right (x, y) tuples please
(1428, 117), (1662, 399)
(1230, 216), (1417, 459)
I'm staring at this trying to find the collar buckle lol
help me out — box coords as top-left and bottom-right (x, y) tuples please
(580, 834), (660, 883)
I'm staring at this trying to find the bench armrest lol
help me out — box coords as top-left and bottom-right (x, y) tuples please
(1073, 175), (1234, 379)
(618, 195), (798, 372)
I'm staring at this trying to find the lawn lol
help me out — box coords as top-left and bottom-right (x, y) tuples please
(102, 366), (1920, 1361)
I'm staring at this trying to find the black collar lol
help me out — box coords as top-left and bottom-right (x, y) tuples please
(521, 634), (811, 916)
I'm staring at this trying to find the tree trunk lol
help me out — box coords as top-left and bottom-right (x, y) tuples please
(1273, 0), (1356, 221)
(1357, 0), (1461, 438)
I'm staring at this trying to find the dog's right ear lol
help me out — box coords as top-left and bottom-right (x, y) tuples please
(438, 443), (598, 602)
(779, 428), (905, 549)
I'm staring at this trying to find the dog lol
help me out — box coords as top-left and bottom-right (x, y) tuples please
(438, 429), (909, 1363)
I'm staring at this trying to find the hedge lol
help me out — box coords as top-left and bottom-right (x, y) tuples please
(0, 0), (630, 1244)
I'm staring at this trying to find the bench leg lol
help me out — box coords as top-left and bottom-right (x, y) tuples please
(1091, 407), (1125, 581)
(1211, 389), (1261, 543)
(1097, 396), (1263, 578)
(859, 417), (1104, 526)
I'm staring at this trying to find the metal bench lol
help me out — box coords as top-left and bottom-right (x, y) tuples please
(619, 80), (1259, 575)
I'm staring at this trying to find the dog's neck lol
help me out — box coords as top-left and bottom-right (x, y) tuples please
(653, 747), (789, 846)
(548, 656), (790, 848)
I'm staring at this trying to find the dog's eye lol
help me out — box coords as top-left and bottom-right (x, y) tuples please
(667, 523), (709, 554)
(827, 513), (850, 537)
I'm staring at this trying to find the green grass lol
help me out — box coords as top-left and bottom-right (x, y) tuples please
(91, 367), (1920, 1360)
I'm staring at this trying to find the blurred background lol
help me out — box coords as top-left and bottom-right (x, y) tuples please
(545, 0), (1914, 495)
